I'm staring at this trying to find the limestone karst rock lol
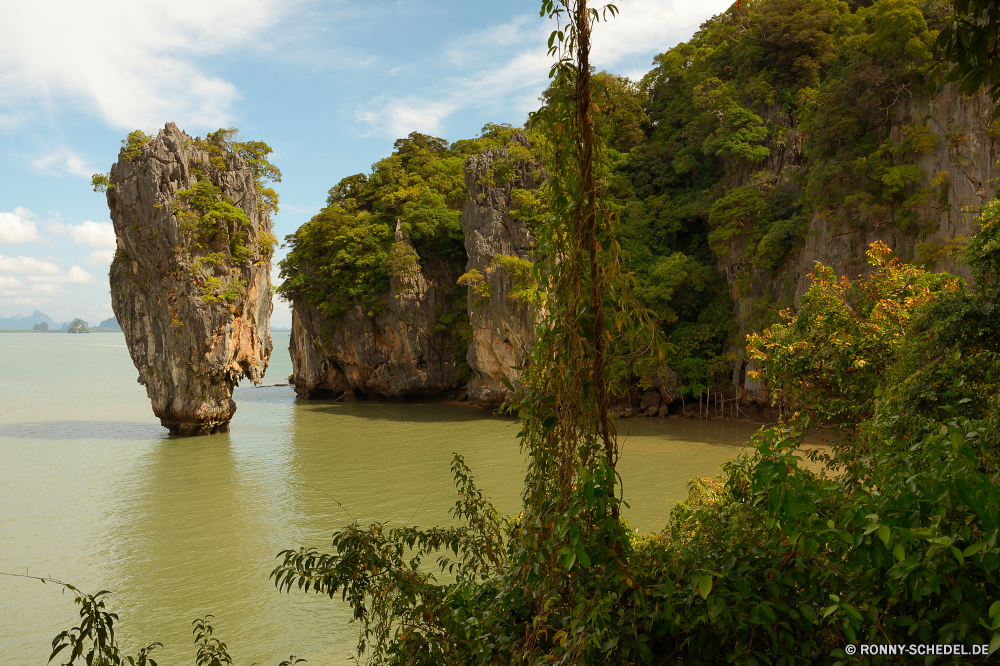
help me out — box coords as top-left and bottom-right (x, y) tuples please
(286, 133), (543, 409)
(67, 318), (90, 334)
(728, 84), (1000, 409)
(106, 123), (274, 435)
(460, 134), (540, 408)
(289, 220), (461, 399)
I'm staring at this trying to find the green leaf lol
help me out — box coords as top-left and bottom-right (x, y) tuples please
(990, 632), (1000, 656)
(698, 574), (712, 600)
(951, 546), (965, 566)
(800, 604), (818, 623)
(893, 543), (906, 561)
(964, 542), (983, 557)
(990, 601), (1000, 618)
(878, 524), (891, 547)
(844, 605), (863, 623)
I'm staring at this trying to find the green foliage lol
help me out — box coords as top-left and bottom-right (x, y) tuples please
(91, 173), (112, 193)
(634, 252), (713, 326)
(708, 187), (770, 251)
(507, 187), (549, 227)
(493, 255), (539, 304)
(121, 131), (150, 162)
(279, 207), (393, 320)
(457, 256), (540, 305)
(653, 417), (1000, 662)
(701, 100), (771, 163)
(930, 0), (1000, 113)
(192, 616), (233, 666)
(747, 240), (961, 428)
(198, 128), (283, 214)
(176, 172), (254, 278)
(968, 197), (1000, 282)
(199, 277), (246, 304)
(382, 241), (421, 287)
(456, 267), (491, 301)
(476, 140), (538, 189)
(172, 170), (260, 305)
(592, 71), (650, 153)
(802, 0), (935, 223)
(17, 574), (304, 666)
(279, 129), (536, 324)
(259, 231), (278, 259)
(44, 581), (161, 666)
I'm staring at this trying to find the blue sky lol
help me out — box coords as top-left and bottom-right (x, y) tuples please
(0, 0), (732, 328)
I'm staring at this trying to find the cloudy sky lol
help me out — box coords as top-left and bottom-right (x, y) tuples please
(0, 0), (732, 328)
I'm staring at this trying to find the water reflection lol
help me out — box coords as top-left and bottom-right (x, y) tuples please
(0, 420), (167, 440)
(0, 332), (761, 666)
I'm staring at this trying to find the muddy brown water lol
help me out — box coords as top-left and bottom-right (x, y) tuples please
(1, 332), (767, 664)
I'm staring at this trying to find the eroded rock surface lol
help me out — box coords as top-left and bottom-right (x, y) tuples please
(461, 134), (540, 407)
(289, 222), (461, 399)
(728, 84), (999, 408)
(107, 123), (273, 435)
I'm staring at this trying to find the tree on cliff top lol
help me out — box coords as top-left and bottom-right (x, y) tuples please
(278, 126), (542, 322)
(932, 0), (1000, 113)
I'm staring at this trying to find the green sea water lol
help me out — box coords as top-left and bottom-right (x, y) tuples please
(0, 332), (760, 665)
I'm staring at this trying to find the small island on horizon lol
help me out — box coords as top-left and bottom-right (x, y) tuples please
(0, 311), (124, 333)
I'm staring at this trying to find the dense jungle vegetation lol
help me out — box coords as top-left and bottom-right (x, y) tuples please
(32, 0), (1000, 665)
(279, 0), (970, 399)
(270, 0), (1000, 663)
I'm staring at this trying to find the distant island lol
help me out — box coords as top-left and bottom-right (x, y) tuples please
(0, 310), (54, 330)
(0, 311), (123, 332)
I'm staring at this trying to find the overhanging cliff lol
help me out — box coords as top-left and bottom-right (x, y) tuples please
(106, 123), (274, 435)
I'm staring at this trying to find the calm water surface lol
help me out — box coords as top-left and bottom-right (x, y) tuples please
(0, 332), (760, 664)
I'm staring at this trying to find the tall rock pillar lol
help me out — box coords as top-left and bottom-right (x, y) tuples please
(105, 123), (274, 435)
(461, 134), (540, 407)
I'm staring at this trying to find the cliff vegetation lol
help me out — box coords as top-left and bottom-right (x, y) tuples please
(28, 1), (1000, 665)
(281, 0), (993, 411)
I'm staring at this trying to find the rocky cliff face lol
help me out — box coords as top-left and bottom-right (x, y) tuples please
(289, 221), (461, 399)
(461, 134), (540, 407)
(732, 85), (998, 405)
(107, 123), (273, 435)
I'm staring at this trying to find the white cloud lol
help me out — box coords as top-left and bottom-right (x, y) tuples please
(0, 295), (53, 306)
(84, 249), (116, 267)
(357, 98), (458, 138)
(66, 221), (116, 250)
(0, 207), (43, 243)
(32, 151), (92, 177)
(356, 1), (734, 137)
(0, 255), (95, 296)
(0, 255), (61, 276)
(26, 266), (96, 285)
(0, 0), (290, 130)
(590, 1), (733, 64)
(46, 220), (117, 266)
